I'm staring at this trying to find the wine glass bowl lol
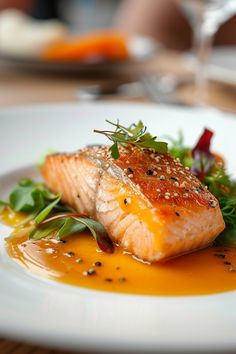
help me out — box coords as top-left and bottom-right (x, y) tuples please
(178, 0), (236, 105)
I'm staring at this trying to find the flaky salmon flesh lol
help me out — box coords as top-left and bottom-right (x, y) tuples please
(42, 146), (225, 262)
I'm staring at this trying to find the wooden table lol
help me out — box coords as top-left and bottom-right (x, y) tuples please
(0, 50), (236, 354)
(1, 50), (236, 111)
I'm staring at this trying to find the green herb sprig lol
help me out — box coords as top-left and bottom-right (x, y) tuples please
(0, 200), (7, 208)
(164, 131), (192, 167)
(30, 213), (114, 253)
(94, 120), (168, 159)
(2, 179), (114, 253)
(0, 178), (73, 226)
(6, 178), (61, 214)
(168, 132), (236, 247)
(204, 165), (236, 246)
(205, 166), (236, 224)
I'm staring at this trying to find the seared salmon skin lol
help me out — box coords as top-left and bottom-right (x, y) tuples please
(42, 146), (225, 262)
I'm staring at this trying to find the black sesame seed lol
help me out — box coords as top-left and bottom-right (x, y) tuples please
(65, 251), (75, 257)
(76, 258), (83, 263)
(119, 277), (126, 282)
(146, 169), (154, 176)
(61, 240), (67, 244)
(169, 176), (178, 181)
(175, 211), (180, 217)
(105, 278), (113, 282)
(214, 253), (226, 259)
(94, 261), (102, 267)
(209, 199), (217, 208)
(127, 167), (134, 173)
(197, 185), (204, 192)
(87, 268), (96, 275)
(124, 198), (128, 205)
(224, 261), (231, 265)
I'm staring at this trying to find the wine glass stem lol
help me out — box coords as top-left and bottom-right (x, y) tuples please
(193, 15), (214, 106)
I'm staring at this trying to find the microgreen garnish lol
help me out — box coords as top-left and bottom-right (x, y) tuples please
(204, 164), (236, 246)
(94, 120), (168, 159)
(8, 178), (60, 215)
(2, 179), (114, 253)
(34, 196), (61, 224)
(165, 131), (192, 167)
(30, 213), (114, 254)
(168, 129), (236, 247)
(36, 148), (57, 167)
(0, 200), (7, 208)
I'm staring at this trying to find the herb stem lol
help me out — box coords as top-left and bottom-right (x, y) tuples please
(39, 213), (88, 225)
(94, 120), (168, 159)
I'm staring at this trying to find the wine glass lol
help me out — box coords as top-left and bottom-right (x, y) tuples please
(178, 0), (236, 105)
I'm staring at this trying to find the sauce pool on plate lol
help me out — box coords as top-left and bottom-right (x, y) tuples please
(2, 207), (236, 296)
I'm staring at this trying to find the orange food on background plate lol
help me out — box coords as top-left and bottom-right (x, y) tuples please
(41, 30), (129, 62)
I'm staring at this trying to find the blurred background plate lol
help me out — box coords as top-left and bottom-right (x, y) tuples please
(0, 35), (158, 74)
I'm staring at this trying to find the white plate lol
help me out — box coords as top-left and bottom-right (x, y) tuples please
(1, 102), (236, 353)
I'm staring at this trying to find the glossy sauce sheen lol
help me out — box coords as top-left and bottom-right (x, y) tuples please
(2, 208), (236, 296)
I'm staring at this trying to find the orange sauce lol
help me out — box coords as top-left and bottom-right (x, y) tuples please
(2, 208), (236, 296)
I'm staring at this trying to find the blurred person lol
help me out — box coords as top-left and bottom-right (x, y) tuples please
(0, 0), (120, 32)
(29, 0), (120, 33)
(29, 0), (61, 21)
(0, 0), (31, 11)
(0, 0), (235, 50)
(116, 0), (236, 50)
(116, 0), (192, 50)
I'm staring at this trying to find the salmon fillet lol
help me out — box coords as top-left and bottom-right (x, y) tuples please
(42, 146), (225, 262)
